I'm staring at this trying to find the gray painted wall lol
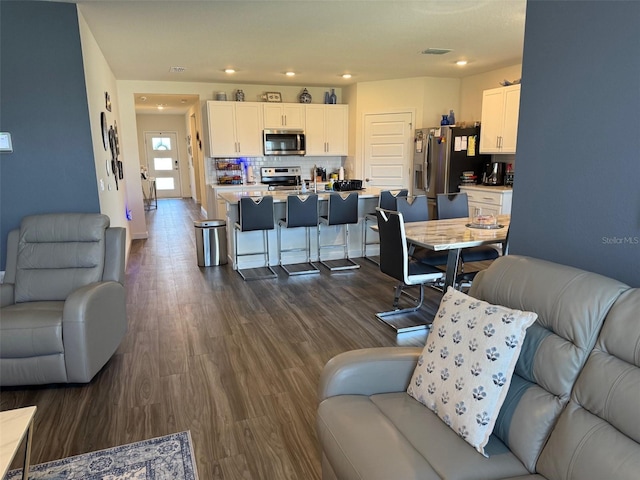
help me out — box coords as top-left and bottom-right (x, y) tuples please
(510, 0), (640, 286)
(0, 1), (100, 269)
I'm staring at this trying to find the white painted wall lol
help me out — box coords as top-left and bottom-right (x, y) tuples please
(346, 76), (460, 180)
(77, 11), (131, 251)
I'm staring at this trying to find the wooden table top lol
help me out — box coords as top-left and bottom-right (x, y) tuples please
(402, 214), (510, 251)
(0, 406), (37, 478)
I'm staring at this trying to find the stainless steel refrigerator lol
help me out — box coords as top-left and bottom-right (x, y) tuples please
(412, 125), (490, 219)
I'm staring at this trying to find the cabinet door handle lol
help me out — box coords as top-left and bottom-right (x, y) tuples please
(283, 115), (287, 126)
(282, 115), (285, 126)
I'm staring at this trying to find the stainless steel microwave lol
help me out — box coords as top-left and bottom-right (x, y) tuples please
(263, 129), (306, 156)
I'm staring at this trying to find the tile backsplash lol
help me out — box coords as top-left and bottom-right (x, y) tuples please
(207, 156), (343, 185)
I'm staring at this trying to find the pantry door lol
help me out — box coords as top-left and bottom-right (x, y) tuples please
(144, 131), (182, 198)
(363, 112), (414, 190)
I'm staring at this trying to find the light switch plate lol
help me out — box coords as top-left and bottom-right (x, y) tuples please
(0, 132), (13, 153)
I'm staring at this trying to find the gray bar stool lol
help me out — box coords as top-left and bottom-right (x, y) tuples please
(318, 192), (360, 271)
(277, 193), (320, 275)
(234, 196), (277, 280)
(363, 189), (408, 264)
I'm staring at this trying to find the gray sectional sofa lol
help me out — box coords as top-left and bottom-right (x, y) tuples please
(317, 255), (639, 480)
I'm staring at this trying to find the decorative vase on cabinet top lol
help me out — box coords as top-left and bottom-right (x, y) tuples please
(441, 115), (449, 126)
(324, 91), (330, 104)
(448, 110), (455, 126)
(299, 88), (312, 103)
(329, 89), (337, 104)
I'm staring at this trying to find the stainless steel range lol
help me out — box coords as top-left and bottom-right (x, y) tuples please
(261, 166), (302, 191)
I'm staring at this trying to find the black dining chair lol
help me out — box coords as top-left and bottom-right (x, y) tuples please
(363, 189), (408, 264)
(375, 208), (444, 332)
(435, 193), (500, 280)
(397, 195), (450, 268)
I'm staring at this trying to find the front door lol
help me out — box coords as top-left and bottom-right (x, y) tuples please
(363, 112), (414, 189)
(144, 131), (182, 198)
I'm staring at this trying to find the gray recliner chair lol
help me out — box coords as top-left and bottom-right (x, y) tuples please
(0, 213), (127, 386)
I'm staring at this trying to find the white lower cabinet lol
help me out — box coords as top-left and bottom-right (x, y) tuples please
(459, 186), (513, 215)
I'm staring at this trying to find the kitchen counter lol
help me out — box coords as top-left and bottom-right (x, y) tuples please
(218, 187), (383, 205)
(219, 187), (383, 269)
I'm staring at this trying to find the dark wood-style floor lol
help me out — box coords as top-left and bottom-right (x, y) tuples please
(1, 199), (452, 479)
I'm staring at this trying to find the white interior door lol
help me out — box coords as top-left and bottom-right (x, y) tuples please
(144, 131), (182, 198)
(363, 112), (413, 189)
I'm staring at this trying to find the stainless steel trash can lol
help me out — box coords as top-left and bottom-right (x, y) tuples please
(194, 219), (227, 266)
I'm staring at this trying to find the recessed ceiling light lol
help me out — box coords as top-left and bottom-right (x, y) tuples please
(224, 68), (236, 74)
(139, 96), (147, 102)
(342, 74), (352, 79)
(456, 60), (468, 66)
(285, 71), (296, 76)
(156, 104), (166, 110)
(169, 66), (186, 73)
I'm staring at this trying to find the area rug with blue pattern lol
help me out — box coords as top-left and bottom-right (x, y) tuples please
(8, 431), (198, 480)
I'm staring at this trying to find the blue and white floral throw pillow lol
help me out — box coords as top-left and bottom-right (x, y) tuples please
(407, 287), (537, 456)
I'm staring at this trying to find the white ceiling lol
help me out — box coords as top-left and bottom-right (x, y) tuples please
(69, 0), (527, 112)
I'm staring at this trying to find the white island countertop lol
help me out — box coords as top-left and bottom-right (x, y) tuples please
(219, 187), (383, 204)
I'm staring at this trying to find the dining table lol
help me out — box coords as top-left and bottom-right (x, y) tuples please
(402, 213), (511, 290)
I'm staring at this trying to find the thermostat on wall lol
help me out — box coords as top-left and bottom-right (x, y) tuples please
(0, 132), (13, 153)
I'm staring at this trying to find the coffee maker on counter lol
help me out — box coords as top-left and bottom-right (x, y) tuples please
(482, 162), (506, 186)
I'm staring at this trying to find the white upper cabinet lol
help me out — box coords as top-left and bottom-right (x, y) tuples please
(263, 104), (305, 129)
(204, 101), (263, 157)
(305, 104), (348, 156)
(234, 103), (263, 155)
(479, 84), (521, 154)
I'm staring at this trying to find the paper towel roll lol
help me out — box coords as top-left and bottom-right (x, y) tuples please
(246, 165), (254, 183)
(338, 166), (345, 181)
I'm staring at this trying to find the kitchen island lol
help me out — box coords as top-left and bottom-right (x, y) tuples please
(218, 188), (383, 270)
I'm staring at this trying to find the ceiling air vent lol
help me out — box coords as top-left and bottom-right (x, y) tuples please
(169, 66), (187, 73)
(421, 48), (452, 55)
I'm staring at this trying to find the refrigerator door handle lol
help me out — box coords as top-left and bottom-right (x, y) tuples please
(424, 132), (432, 193)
